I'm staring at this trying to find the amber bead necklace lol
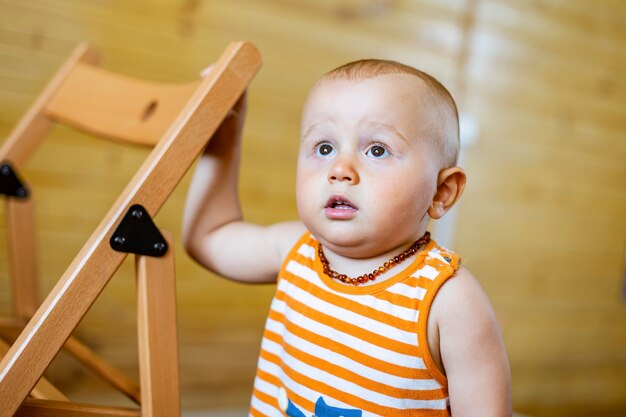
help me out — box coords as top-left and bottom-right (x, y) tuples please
(317, 232), (431, 285)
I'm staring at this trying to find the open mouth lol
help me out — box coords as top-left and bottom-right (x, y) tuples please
(324, 196), (358, 219)
(325, 196), (357, 210)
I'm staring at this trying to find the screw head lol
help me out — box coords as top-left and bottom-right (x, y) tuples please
(113, 236), (126, 246)
(0, 165), (10, 176)
(153, 242), (166, 253)
(16, 187), (27, 198)
(131, 209), (143, 219)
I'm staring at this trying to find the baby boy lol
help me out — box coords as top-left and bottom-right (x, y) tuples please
(183, 59), (511, 416)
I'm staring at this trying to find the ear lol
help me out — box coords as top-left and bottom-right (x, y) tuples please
(428, 167), (466, 219)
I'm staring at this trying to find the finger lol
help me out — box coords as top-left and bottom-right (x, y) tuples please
(200, 64), (215, 78)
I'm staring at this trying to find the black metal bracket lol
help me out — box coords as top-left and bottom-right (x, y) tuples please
(110, 204), (168, 257)
(0, 161), (29, 199)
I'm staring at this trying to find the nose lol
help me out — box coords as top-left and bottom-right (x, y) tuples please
(328, 157), (360, 184)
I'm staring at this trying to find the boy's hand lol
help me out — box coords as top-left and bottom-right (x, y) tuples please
(201, 62), (248, 153)
(200, 64), (247, 152)
(205, 91), (247, 154)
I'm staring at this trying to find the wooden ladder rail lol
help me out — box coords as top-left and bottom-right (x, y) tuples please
(0, 338), (67, 401)
(0, 321), (141, 405)
(0, 230), (177, 414)
(0, 41), (261, 416)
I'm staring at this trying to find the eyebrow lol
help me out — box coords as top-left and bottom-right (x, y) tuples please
(369, 122), (410, 144)
(301, 124), (318, 140)
(301, 119), (334, 141)
(301, 120), (411, 144)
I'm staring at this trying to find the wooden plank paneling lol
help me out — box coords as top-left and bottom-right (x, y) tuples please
(0, 0), (625, 416)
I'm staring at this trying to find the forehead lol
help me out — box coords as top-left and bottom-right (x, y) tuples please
(301, 74), (433, 132)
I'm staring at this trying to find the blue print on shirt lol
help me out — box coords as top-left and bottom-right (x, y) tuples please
(284, 395), (362, 417)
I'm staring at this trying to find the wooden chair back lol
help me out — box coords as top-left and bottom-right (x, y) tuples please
(0, 41), (261, 417)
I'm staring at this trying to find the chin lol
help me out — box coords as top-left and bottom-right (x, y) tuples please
(310, 227), (384, 259)
(304, 220), (358, 248)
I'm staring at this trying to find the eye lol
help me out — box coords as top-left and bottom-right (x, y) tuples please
(366, 144), (388, 158)
(315, 142), (335, 157)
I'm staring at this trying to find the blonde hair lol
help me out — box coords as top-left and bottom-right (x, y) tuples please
(323, 59), (460, 167)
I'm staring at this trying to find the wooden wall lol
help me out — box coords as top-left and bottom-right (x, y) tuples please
(1, 0), (625, 415)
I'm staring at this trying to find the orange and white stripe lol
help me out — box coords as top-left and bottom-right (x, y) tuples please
(249, 233), (460, 417)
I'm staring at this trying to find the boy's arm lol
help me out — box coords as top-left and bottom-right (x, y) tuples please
(182, 93), (305, 283)
(430, 267), (512, 416)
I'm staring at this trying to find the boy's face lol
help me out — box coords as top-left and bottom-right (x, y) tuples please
(296, 73), (441, 258)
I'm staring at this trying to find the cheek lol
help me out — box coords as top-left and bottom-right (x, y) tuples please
(376, 177), (433, 215)
(295, 170), (306, 209)
(295, 165), (316, 213)
(296, 157), (326, 188)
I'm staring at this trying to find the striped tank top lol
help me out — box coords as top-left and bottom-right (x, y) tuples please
(250, 232), (460, 417)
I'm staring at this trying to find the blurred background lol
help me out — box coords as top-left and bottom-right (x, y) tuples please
(0, 0), (624, 416)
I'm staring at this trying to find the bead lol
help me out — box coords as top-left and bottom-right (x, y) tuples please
(317, 232), (431, 286)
